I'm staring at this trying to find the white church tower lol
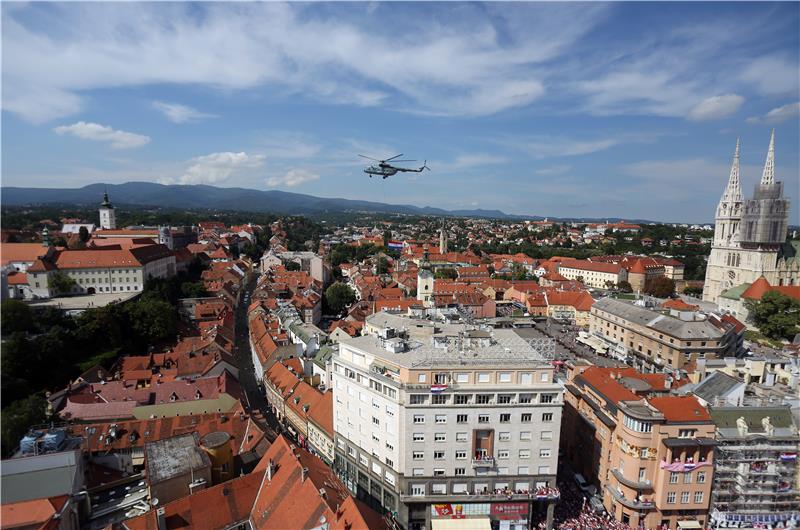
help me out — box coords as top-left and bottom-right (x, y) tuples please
(417, 246), (434, 307)
(99, 190), (117, 230)
(703, 130), (798, 304)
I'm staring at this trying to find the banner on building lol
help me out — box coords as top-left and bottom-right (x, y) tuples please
(490, 503), (528, 519)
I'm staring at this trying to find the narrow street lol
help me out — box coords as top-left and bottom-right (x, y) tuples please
(233, 271), (281, 440)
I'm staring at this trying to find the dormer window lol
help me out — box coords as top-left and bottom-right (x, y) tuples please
(170, 392), (178, 402)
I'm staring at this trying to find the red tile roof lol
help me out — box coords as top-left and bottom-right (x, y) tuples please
(648, 395), (711, 422)
(741, 276), (800, 301)
(1, 495), (69, 530)
(0, 243), (49, 265)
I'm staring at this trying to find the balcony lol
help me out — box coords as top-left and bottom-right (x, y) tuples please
(606, 486), (656, 511)
(472, 457), (495, 468)
(610, 468), (653, 491)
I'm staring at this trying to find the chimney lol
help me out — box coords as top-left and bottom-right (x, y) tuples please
(301, 467), (309, 483)
(156, 507), (166, 530)
(267, 459), (274, 482)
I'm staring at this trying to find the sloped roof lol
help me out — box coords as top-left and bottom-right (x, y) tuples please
(692, 371), (743, 403)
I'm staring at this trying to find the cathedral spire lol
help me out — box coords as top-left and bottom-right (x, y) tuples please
(722, 138), (742, 203)
(760, 129), (775, 185)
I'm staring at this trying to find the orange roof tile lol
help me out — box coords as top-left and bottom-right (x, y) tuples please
(648, 395), (710, 422)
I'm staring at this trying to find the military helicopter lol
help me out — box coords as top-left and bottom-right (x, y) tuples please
(360, 154), (430, 179)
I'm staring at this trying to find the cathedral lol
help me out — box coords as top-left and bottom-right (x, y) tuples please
(703, 130), (799, 304)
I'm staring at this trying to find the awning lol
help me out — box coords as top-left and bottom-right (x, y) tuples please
(432, 518), (492, 530)
(677, 521), (702, 529)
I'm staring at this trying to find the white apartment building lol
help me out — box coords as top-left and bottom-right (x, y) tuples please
(557, 259), (627, 289)
(332, 311), (563, 530)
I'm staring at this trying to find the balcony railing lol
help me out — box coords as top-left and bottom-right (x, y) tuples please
(472, 457), (495, 467)
(610, 468), (653, 491)
(606, 486), (656, 511)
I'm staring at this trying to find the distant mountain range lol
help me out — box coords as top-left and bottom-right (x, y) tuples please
(2, 181), (659, 223)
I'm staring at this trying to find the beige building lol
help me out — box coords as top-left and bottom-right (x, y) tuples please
(558, 259), (628, 289)
(563, 364), (715, 530)
(590, 298), (728, 373)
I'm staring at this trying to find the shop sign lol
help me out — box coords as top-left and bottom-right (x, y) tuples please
(491, 503), (528, 519)
(431, 503), (490, 518)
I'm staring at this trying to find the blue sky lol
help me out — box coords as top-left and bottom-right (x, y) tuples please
(2, 2), (798, 223)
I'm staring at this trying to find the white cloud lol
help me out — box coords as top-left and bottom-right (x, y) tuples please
(523, 137), (620, 158)
(1, 2), (607, 121)
(687, 94), (744, 121)
(746, 102), (800, 124)
(741, 56), (800, 96)
(152, 101), (217, 123)
(52, 121), (150, 149)
(534, 165), (571, 176)
(180, 152), (265, 184)
(267, 168), (320, 188)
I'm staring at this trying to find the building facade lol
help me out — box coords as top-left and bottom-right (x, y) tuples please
(558, 260), (628, 289)
(98, 191), (117, 230)
(703, 131), (799, 304)
(562, 365), (715, 530)
(708, 405), (800, 528)
(332, 312), (562, 530)
(589, 298), (730, 373)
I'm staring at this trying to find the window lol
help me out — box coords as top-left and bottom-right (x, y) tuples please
(520, 373), (532, 384)
(540, 372), (549, 382)
(498, 450), (510, 459)
(540, 394), (556, 404)
(669, 472), (679, 484)
(434, 373), (448, 384)
(542, 413), (553, 422)
(478, 414), (490, 423)
(372, 417), (380, 426)
(413, 433), (425, 442)
(413, 468), (424, 476)
(455, 394), (470, 405)
(519, 449), (531, 458)
(433, 451), (445, 460)
(434, 433), (446, 442)
(667, 492), (676, 504)
(640, 448), (649, 459)
(456, 432), (467, 442)
(623, 415), (653, 433)
(417, 373), (427, 383)
(455, 468), (466, 476)
(455, 373), (469, 383)
(694, 491), (703, 504)
(386, 442), (394, 451)
(539, 448), (551, 458)
(410, 395), (426, 405)
(519, 394), (533, 404)
(412, 452), (424, 460)
(697, 472), (706, 484)
(359, 454), (368, 466)
(457, 414), (468, 424)
(372, 462), (382, 475)
(413, 415), (425, 424)
(521, 413), (532, 423)
(477, 372), (490, 383)
(435, 415), (447, 424)
(433, 469), (445, 477)
(540, 431), (552, 441)
(500, 413), (511, 423)
(385, 470), (395, 484)
(518, 466), (530, 474)
(681, 491), (690, 504)
(348, 446), (355, 457)
(497, 394), (512, 404)
(476, 394), (491, 404)
(411, 484), (425, 496)
(678, 429), (696, 438)
(455, 450), (467, 459)
(498, 372), (511, 383)
(684, 472), (693, 484)
(638, 468), (646, 482)
(538, 465), (551, 474)
(497, 467), (509, 475)
(432, 395), (448, 405)
(499, 432), (511, 441)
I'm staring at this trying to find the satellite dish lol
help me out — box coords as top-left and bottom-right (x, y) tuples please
(319, 516), (327, 523)
(151, 498), (159, 506)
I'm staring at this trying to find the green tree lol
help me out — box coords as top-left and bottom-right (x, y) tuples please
(683, 285), (704, 297)
(1, 394), (49, 457)
(383, 230), (392, 247)
(617, 280), (633, 293)
(644, 276), (676, 298)
(125, 298), (177, 344)
(285, 261), (301, 272)
(50, 272), (76, 294)
(1, 300), (35, 334)
(376, 256), (390, 275)
(325, 282), (356, 314)
(746, 291), (800, 340)
(78, 226), (90, 243)
(435, 267), (458, 280)
(181, 282), (209, 298)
